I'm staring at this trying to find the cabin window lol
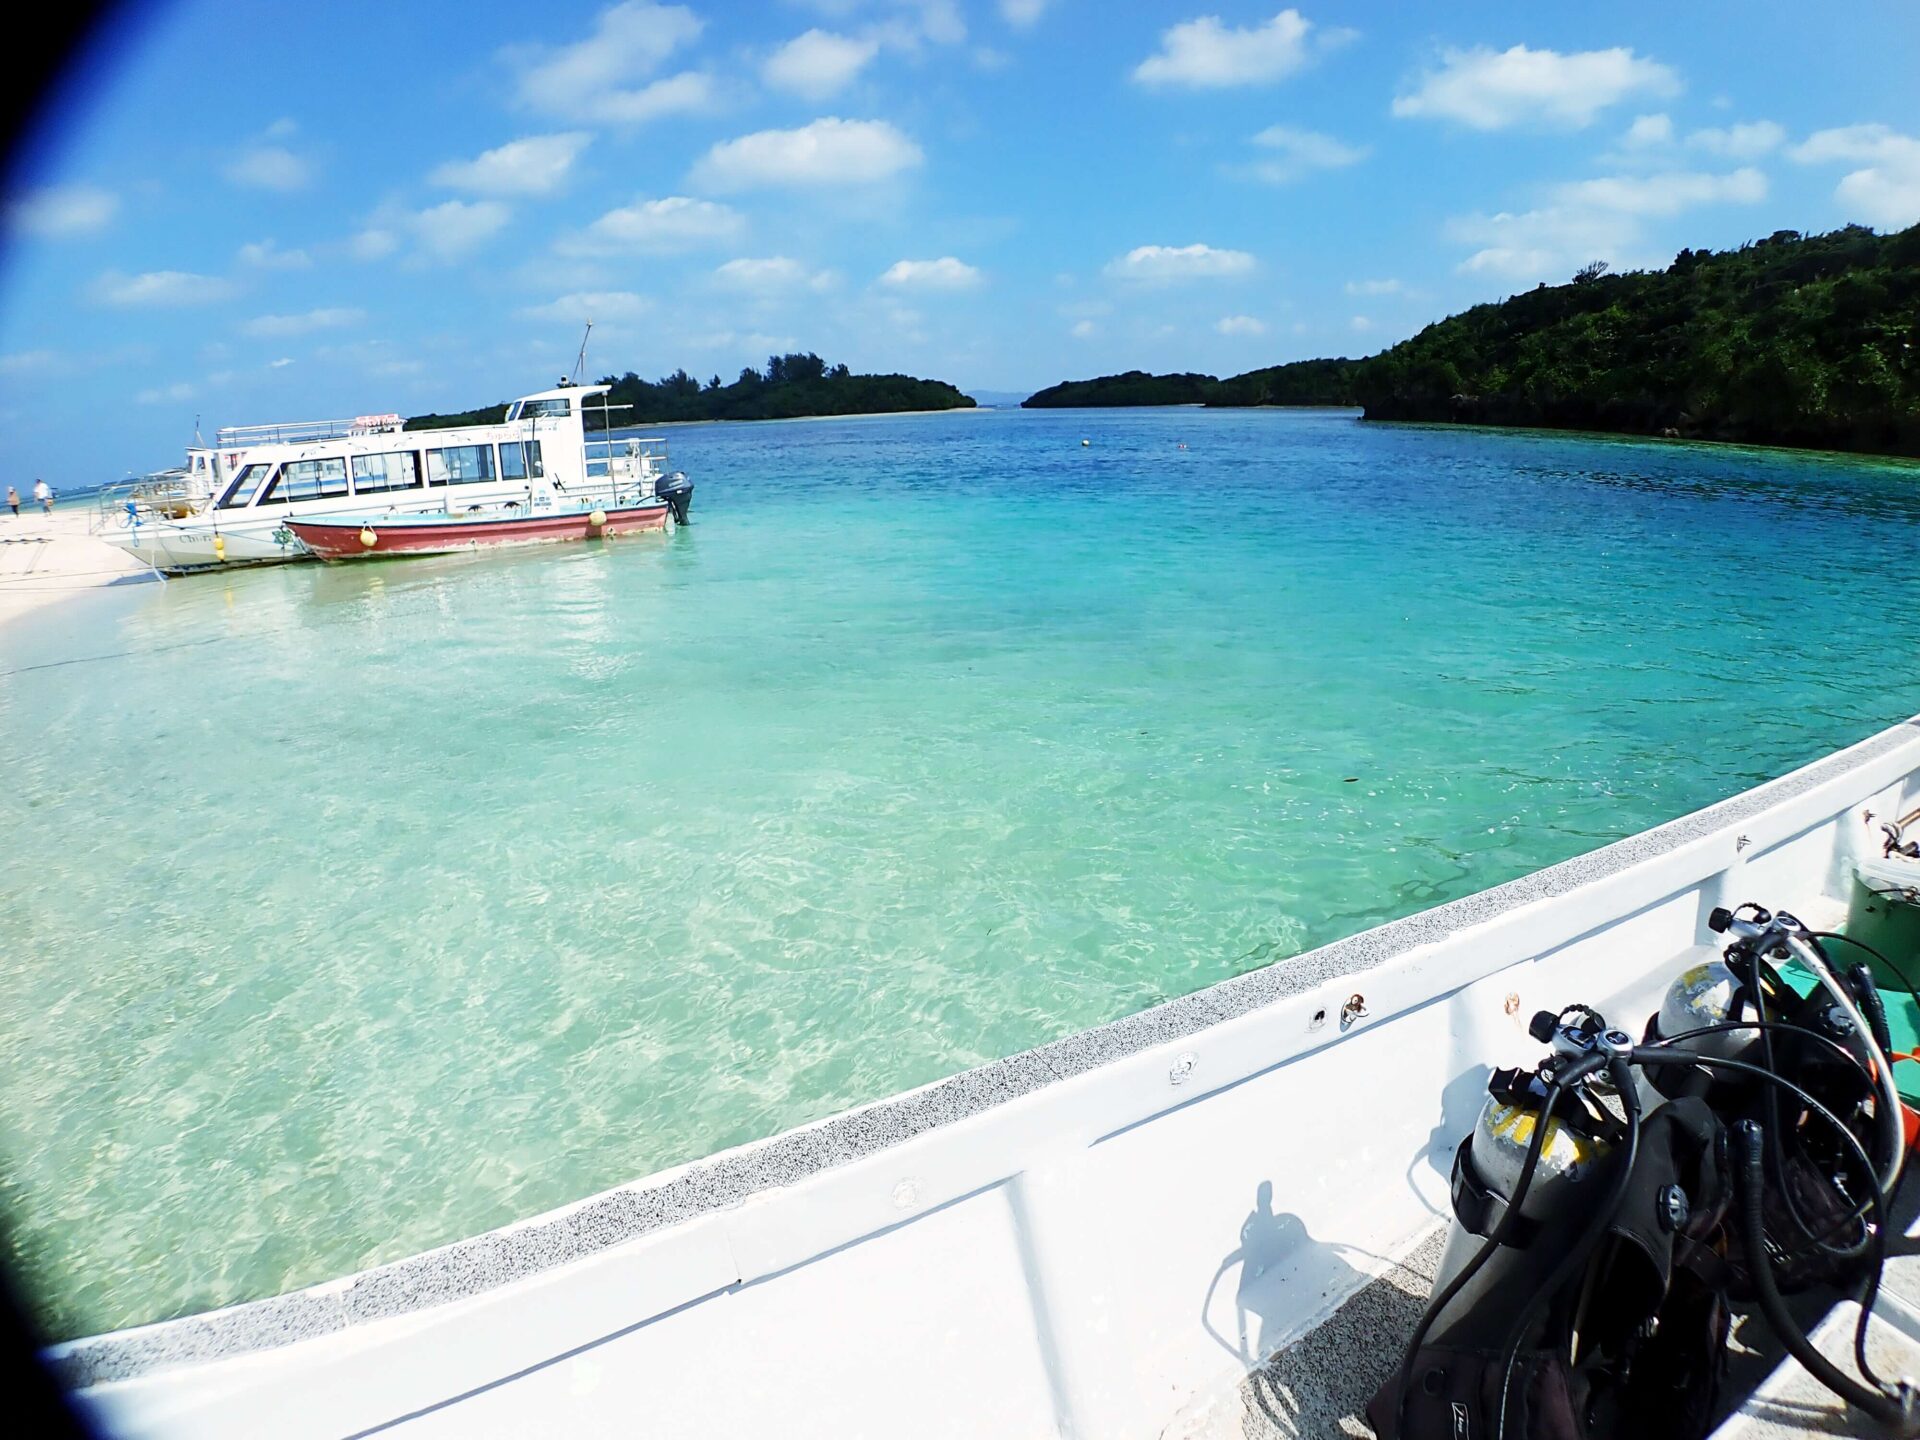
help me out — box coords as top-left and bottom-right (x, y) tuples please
(352, 451), (422, 494)
(497, 440), (546, 480)
(217, 463), (271, 509)
(259, 457), (350, 505)
(519, 397), (571, 419)
(426, 444), (496, 485)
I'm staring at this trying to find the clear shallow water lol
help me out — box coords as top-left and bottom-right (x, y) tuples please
(4, 407), (1920, 1339)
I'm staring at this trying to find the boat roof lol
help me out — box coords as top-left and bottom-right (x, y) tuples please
(516, 382), (612, 403)
(213, 383), (616, 448)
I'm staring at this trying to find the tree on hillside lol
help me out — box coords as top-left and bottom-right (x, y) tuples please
(1352, 222), (1920, 456)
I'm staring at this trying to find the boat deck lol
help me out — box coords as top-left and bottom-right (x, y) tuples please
(1218, 1213), (1920, 1438)
(53, 718), (1920, 1439)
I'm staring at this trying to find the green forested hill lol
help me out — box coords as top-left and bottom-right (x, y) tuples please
(1021, 358), (1359, 408)
(408, 352), (975, 430)
(1021, 225), (1920, 457)
(1353, 224), (1920, 455)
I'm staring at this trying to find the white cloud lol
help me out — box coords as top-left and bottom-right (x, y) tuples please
(1621, 113), (1674, 148)
(408, 200), (511, 260)
(1070, 319), (1097, 338)
(1350, 315), (1374, 332)
(869, 1), (966, 50)
(1345, 278), (1402, 296)
(6, 184), (117, 238)
(237, 239), (311, 270)
(694, 118), (923, 190)
(1553, 167), (1767, 216)
(91, 270), (236, 307)
(431, 133), (591, 196)
(269, 357), (295, 368)
(225, 145), (311, 191)
(1216, 314), (1267, 336)
(763, 30), (879, 100)
(1392, 45), (1679, 130)
(713, 256), (836, 292)
(880, 256), (982, 290)
(0, 349), (64, 375)
(559, 194), (744, 254)
(1133, 8), (1349, 89)
(579, 71), (715, 126)
(136, 382), (197, 405)
(1790, 124), (1920, 229)
(1790, 123), (1911, 166)
(1240, 124), (1368, 183)
(513, 2), (710, 124)
(349, 228), (399, 261)
(1001, 0), (1049, 26)
(520, 291), (653, 323)
(1105, 243), (1256, 282)
(240, 307), (364, 337)
(1688, 120), (1784, 160)
(1447, 168), (1767, 282)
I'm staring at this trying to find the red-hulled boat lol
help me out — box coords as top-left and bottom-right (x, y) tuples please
(287, 498), (674, 561)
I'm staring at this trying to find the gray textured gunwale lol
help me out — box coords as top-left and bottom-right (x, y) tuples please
(53, 716), (1920, 1390)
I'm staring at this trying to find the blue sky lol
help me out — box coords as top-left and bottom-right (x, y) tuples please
(2, 0), (1918, 482)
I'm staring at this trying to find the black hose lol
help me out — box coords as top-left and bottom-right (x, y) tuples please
(1810, 930), (1920, 1011)
(1645, 1019), (1878, 1252)
(1800, 937), (1908, 1216)
(1735, 1122), (1917, 1430)
(1848, 961), (1897, 1064)
(1753, 954), (1833, 1250)
(1632, 1048), (1884, 1214)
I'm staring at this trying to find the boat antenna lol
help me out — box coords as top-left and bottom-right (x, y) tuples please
(571, 321), (593, 386)
(194, 413), (203, 446)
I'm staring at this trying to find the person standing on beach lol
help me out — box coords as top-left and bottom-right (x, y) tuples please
(34, 478), (51, 514)
(6, 485), (17, 516)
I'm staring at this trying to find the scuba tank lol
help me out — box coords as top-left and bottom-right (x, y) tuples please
(1370, 903), (1915, 1440)
(1369, 1008), (1726, 1440)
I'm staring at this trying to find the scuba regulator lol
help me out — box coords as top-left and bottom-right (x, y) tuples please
(1368, 903), (1920, 1440)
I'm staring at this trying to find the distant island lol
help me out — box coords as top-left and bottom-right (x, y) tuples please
(408, 351), (976, 430)
(1025, 223), (1920, 458)
(1023, 358), (1361, 409)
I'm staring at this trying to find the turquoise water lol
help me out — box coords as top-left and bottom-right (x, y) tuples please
(4, 407), (1920, 1339)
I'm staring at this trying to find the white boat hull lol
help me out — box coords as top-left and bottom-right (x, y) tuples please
(54, 717), (1920, 1439)
(100, 513), (308, 571)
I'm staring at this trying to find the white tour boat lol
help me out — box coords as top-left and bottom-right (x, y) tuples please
(42, 715), (1920, 1438)
(97, 384), (692, 574)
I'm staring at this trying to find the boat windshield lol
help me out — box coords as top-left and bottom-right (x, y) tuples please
(217, 464), (271, 509)
(507, 397), (571, 421)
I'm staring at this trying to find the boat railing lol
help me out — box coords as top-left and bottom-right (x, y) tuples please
(89, 471), (213, 533)
(216, 414), (405, 446)
(582, 435), (670, 481)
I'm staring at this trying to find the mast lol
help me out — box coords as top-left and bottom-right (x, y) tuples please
(571, 321), (592, 386)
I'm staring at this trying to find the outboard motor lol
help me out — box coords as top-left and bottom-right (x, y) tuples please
(654, 470), (694, 525)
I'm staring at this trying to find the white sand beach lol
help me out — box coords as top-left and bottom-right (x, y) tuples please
(0, 504), (160, 632)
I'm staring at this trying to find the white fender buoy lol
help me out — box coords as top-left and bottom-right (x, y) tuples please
(588, 508), (608, 528)
(359, 527), (378, 549)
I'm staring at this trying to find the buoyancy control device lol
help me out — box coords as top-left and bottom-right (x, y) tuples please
(1367, 903), (1920, 1440)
